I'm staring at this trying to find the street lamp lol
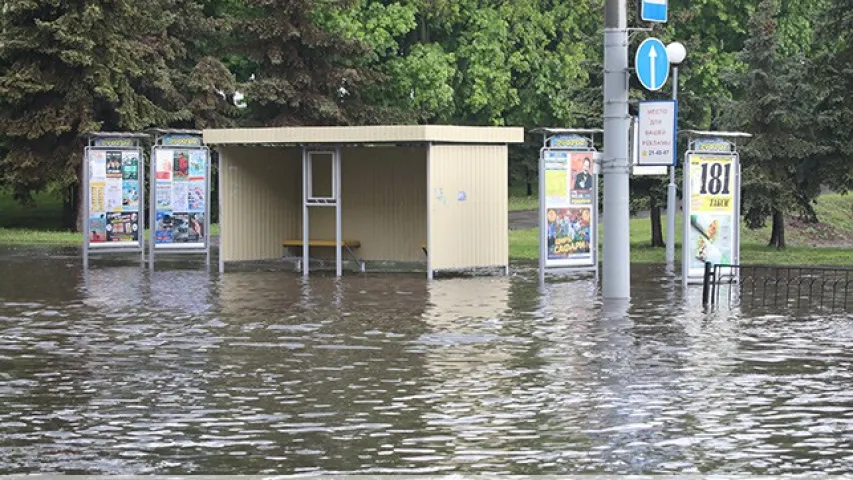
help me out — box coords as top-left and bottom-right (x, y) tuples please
(665, 41), (686, 266)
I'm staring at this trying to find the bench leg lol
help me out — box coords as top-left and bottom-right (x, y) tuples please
(343, 245), (365, 273)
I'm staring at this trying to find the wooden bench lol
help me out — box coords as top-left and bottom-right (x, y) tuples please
(282, 239), (361, 249)
(282, 239), (364, 271)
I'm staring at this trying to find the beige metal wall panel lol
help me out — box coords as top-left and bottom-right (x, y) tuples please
(428, 145), (509, 271)
(204, 125), (524, 146)
(219, 146), (301, 262)
(303, 147), (427, 262)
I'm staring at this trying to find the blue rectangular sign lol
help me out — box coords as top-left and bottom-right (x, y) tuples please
(641, 0), (668, 23)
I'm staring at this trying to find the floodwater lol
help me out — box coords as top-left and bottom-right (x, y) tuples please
(1, 246), (853, 475)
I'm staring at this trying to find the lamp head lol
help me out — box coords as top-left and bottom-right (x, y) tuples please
(666, 42), (687, 65)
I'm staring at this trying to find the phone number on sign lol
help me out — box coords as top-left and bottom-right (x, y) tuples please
(644, 149), (671, 156)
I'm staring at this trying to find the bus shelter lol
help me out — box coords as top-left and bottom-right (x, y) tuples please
(202, 125), (524, 279)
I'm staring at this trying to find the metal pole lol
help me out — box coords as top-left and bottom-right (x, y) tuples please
(149, 145), (157, 271)
(83, 147), (90, 271)
(139, 146), (146, 267)
(602, 0), (631, 299)
(538, 147), (546, 286)
(666, 66), (678, 265)
(302, 150), (310, 277)
(702, 261), (712, 306)
(218, 149), (225, 274)
(334, 148), (342, 277)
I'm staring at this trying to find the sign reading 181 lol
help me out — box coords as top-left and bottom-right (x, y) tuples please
(698, 161), (733, 196)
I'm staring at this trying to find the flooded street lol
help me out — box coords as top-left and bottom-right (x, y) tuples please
(1, 246), (853, 475)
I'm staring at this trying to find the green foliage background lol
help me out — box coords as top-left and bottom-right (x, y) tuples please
(0, 0), (851, 244)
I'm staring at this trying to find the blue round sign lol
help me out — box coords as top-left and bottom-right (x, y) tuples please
(635, 38), (670, 91)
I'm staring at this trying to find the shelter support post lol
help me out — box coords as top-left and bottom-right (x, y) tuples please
(218, 150), (225, 274)
(302, 148), (310, 277)
(426, 144), (433, 281)
(302, 147), (343, 277)
(335, 147), (342, 277)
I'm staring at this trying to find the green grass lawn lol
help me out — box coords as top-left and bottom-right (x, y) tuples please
(508, 185), (538, 211)
(0, 188), (66, 229)
(510, 216), (853, 266)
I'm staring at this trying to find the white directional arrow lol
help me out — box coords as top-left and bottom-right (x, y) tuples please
(649, 45), (658, 88)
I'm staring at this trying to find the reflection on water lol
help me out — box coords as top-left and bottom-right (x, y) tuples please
(1, 249), (853, 475)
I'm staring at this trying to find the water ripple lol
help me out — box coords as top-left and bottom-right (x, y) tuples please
(1, 257), (852, 474)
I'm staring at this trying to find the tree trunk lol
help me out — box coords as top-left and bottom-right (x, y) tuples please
(526, 181), (533, 196)
(74, 180), (84, 233)
(72, 159), (85, 233)
(62, 184), (75, 231)
(649, 196), (664, 248)
(419, 13), (429, 43)
(768, 208), (786, 249)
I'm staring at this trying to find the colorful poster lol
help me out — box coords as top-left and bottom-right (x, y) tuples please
(88, 215), (107, 243)
(570, 153), (594, 204)
(546, 207), (592, 261)
(172, 212), (190, 243)
(90, 181), (105, 212)
(187, 213), (205, 242)
(688, 214), (734, 270)
(106, 212), (139, 242)
(105, 180), (122, 212)
(122, 151), (139, 180)
(155, 211), (173, 244)
(89, 151), (107, 180)
(122, 181), (139, 210)
(156, 150), (173, 181)
(85, 146), (143, 251)
(173, 151), (190, 181)
(106, 152), (123, 179)
(188, 181), (205, 212)
(171, 181), (189, 212)
(189, 150), (205, 179)
(153, 146), (207, 250)
(544, 150), (569, 203)
(686, 153), (738, 278)
(541, 147), (598, 269)
(155, 182), (171, 210)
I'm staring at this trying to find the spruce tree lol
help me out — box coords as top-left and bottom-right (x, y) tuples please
(232, 0), (385, 126)
(727, 0), (816, 248)
(0, 0), (234, 229)
(813, 0), (853, 194)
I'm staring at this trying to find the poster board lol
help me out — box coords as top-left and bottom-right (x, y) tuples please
(637, 99), (677, 166)
(631, 116), (668, 176)
(83, 139), (145, 255)
(682, 150), (741, 283)
(149, 136), (210, 254)
(539, 147), (599, 270)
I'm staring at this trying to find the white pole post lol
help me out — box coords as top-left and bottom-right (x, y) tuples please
(334, 148), (342, 277)
(218, 150), (225, 274)
(149, 144), (157, 271)
(602, 0), (631, 299)
(83, 146), (90, 271)
(302, 149), (310, 277)
(538, 146), (546, 286)
(666, 65), (678, 265)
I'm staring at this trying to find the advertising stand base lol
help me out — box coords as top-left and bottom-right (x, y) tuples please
(531, 128), (602, 285)
(147, 128), (212, 271)
(82, 132), (150, 270)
